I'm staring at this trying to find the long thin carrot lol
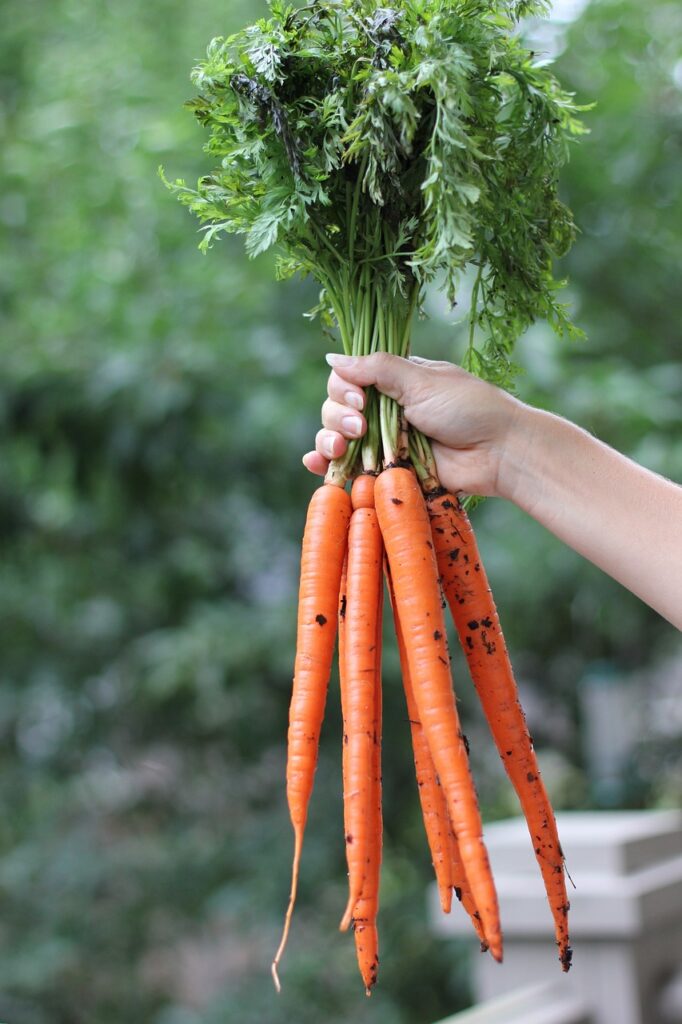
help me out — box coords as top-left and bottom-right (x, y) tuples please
(427, 489), (571, 971)
(339, 477), (384, 936)
(350, 494), (383, 994)
(386, 562), (453, 914)
(272, 481), (351, 991)
(375, 466), (502, 961)
(339, 477), (383, 992)
(386, 561), (487, 946)
(339, 546), (382, 992)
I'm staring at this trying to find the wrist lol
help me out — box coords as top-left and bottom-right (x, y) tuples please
(494, 401), (548, 506)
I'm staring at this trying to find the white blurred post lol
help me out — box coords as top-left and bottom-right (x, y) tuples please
(579, 662), (639, 807)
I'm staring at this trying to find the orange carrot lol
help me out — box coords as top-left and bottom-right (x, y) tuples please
(339, 476), (384, 939)
(272, 481), (351, 991)
(375, 466), (502, 961)
(338, 554), (348, 689)
(386, 562), (453, 914)
(350, 471), (377, 510)
(351, 501), (383, 994)
(428, 489), (571, 971)
(339, 547), (383, 992)
(386, 562), (487, 946)
(446, 823), (488, 950)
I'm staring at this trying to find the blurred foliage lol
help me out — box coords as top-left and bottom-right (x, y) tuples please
(0, 0), (680, 1022)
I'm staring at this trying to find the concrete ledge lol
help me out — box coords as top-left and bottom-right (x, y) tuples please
(433, 811), (682, 939)
(434, 982), (592, 1024)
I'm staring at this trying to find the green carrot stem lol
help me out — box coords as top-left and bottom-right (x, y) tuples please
(326, 436), (361, 488)
(362, 389), (380, 472)
(400, 283), (420, 358)
(466, 262), (484, 368)
(347, 152), (368, 263)
(396, 407), (409, 464)
(409, 428), (440, 493)
(379, 392), (395, 464)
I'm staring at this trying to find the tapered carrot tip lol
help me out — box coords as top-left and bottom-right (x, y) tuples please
(271, 830), (303, 992)
(489, 939), (503, 963)
(360, 951), (379, 995)
(438, 885), (453, 915)
(464, 906), (488, 948)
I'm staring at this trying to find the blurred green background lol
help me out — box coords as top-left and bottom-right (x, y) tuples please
(1, 0), (681, 1021)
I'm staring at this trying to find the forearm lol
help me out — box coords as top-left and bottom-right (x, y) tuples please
(502, 407), (682, 629)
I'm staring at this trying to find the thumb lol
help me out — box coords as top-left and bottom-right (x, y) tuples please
(325, 352), (418, 403)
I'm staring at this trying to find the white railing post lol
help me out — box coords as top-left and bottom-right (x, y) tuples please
(579, 663), (639, 808)
(430, 810), (682, 1024)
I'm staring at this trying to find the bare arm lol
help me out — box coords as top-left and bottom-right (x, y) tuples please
(304, 352), (682, 630)
(502, 407), (682, 628)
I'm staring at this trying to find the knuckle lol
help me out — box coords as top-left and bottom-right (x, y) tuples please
(372, 351), (405, 403)
(321, 398), (335, 424)
(370, 351), (391, 371)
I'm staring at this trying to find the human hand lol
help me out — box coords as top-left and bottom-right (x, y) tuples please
(303, 352), (682, 628)
(302, 352), (532, 498)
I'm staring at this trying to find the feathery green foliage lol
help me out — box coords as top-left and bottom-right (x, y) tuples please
(166, 0), (588, 465)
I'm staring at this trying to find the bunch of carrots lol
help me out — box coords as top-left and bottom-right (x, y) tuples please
(167, 0), (587, 996)
(271, 414), (572, 994)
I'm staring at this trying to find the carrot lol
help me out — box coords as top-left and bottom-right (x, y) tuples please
(351, 509), (383, 994)
(446, 822), (488, 950)
(339, 548), (382, 992)
(375, 466), (502, 961)
(339, 476), (384, 938)
(349, 475), (383, 994)
(349, 471), (377, 510)
(386, 561), (488, 945)
(386, 561), (453, 914)
(427, 489), (571, 971)
(338, 554), (348, 695)
(272, 481), (352, 992)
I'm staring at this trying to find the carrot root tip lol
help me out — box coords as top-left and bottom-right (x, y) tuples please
(271, 830), (302, 990)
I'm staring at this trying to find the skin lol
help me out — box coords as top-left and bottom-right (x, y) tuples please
(303, 352), (682, 631)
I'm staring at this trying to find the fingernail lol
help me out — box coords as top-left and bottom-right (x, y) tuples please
(326, 353), (355, 368)
(345, 391), (364, 411)
(324, 436), (337, 457)
(342, 415), (362, 437)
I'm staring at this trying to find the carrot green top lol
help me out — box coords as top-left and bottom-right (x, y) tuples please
(166, 0), (588, 381)
(165, 0), (590, 481)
